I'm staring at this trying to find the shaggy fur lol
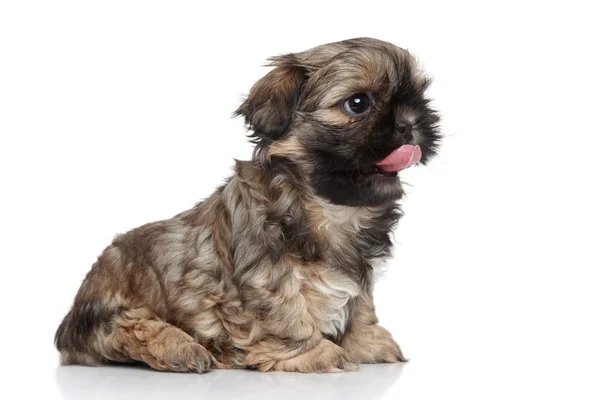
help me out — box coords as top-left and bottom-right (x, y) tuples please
(55, 37), (440, 373)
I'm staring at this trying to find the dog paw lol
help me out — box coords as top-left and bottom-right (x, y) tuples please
(171, 342), (213, 373)
(270, 339), (359, 373)
(372, 336), (406, 363)
(315, 341), (359, 373)
(342, 325), (407, 363)
(145, 342), (212, 373)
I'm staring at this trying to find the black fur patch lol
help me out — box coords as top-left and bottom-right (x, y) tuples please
(299, 79), (440, 207)
(55, 300), (116, 352)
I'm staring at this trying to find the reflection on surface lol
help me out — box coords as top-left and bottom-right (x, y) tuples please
(55, 363), (404, 400)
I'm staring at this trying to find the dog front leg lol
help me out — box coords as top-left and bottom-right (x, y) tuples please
(245, 333), (358, 373)
(237, 265), (358, 373)
(341, 293), (407, 363)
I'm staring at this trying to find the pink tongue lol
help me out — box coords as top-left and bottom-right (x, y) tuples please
(376, 145), (422, 172)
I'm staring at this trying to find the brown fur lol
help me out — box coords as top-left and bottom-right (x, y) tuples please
(56, 37), (439, 373)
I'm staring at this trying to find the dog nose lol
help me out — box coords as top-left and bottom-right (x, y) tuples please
(396, 120), (413, 138)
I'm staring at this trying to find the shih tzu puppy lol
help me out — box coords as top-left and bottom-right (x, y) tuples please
(55, 37), (440, 373)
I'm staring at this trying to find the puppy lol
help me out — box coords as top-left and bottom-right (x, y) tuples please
(55, 37), (440, 373)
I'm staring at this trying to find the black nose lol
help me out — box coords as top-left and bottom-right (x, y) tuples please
(396, 120), (413, 138)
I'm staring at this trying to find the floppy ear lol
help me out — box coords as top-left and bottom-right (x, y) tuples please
(235, 56), (306, 144)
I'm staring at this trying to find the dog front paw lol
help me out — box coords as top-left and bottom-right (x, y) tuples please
(270, 339), (359, 373)
(342, 325), (407, 363)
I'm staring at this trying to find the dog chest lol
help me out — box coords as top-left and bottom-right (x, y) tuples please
(298, 265), (360, 337)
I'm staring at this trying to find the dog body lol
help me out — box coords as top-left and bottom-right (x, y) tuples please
(55, 38), (440, 373)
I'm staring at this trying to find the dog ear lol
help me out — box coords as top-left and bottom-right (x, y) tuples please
(235, 56), (306, 144)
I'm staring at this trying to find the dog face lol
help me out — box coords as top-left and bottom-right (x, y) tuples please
(236, 38), (440, 206)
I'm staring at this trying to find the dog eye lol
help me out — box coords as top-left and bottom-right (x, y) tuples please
(342, 93), (370, 115)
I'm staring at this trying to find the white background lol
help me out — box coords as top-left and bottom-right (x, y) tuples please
(1, 1), (599, 399)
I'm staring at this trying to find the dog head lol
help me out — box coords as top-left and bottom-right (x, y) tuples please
(236, 38), (440, 206)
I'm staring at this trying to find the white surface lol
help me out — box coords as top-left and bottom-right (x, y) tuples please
(55, 364), (406, 400)
(1, 1), (599, 399)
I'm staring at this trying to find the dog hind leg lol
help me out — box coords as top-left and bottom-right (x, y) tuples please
(56, 305), (212, 373)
